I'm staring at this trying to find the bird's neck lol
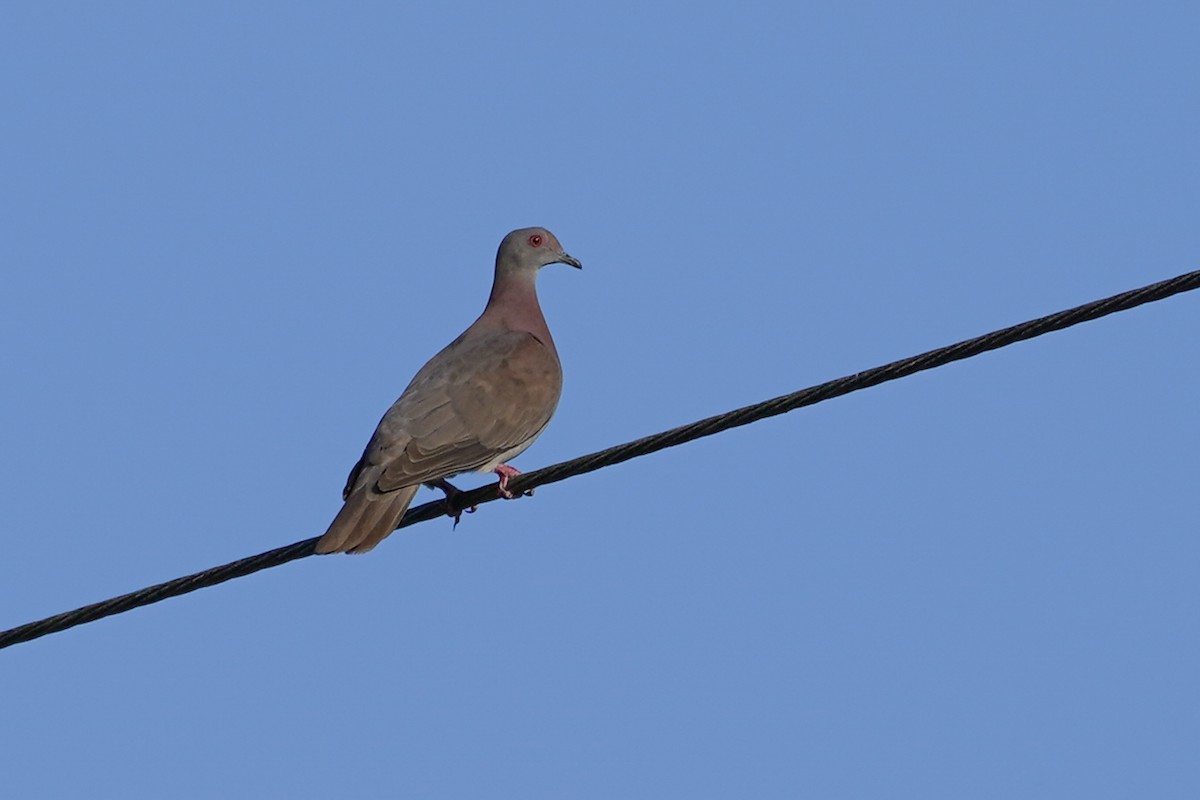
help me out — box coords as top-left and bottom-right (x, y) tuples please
(482, 269), (556, 351)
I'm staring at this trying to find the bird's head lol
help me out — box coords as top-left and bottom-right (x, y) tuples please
(497, 227), (582, 273)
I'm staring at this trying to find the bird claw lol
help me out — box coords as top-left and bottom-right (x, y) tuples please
(449, 504), (478, 530)
(494, 464), (533, 499)
(425, 478), (476, 529)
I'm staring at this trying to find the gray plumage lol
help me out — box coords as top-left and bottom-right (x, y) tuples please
(316, 227), (581, 554)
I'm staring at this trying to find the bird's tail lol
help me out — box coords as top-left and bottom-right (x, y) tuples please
(315, 483), (420, 555)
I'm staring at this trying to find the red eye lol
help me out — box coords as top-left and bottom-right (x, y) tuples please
(528, 234), (543, 247)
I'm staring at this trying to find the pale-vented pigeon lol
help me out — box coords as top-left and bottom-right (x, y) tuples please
(315, 227), (581, 554)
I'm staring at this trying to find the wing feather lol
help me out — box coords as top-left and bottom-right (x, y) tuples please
(344, 330), (562, 496)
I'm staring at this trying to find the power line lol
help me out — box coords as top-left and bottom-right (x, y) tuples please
(2, 268), (1198, 651)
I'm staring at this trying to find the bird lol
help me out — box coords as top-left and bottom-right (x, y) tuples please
(315, 227), (581, 554)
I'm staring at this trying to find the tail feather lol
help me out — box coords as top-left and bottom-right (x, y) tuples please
(315, 483), (420, 555)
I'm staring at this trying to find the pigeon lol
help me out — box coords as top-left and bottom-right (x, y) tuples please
(315, 227), (581, 554)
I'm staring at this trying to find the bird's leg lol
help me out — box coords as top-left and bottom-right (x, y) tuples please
(494, 464), (534, 499)
(424, 478), (476, 529)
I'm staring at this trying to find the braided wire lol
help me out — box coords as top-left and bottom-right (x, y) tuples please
(2, 268), (1197, 651)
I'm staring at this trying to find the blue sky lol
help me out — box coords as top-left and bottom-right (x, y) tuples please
(2, 2), (1198, 797)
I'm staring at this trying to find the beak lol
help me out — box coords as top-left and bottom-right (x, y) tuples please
(557, 251), (583, 269)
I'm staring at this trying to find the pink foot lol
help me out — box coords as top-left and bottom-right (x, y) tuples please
(494, 464), (533, 499)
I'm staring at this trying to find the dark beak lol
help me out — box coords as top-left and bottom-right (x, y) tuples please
(557, 251), (583, 269)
